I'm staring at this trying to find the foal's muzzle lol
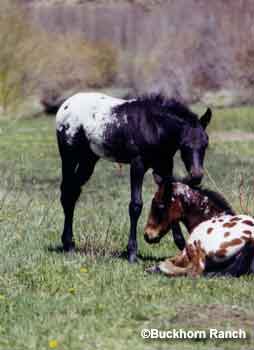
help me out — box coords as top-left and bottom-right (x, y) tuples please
(144, 232), (162, 244)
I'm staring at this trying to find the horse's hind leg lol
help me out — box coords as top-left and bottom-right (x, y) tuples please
(59, 145), (98, 251)
(206, 241), (254, 277)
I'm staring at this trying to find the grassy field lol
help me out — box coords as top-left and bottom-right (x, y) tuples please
(1, 106), (254, 350)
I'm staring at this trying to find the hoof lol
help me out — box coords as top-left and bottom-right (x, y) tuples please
(145, 265), (162, 274)
(63, 242), (75, 252)
(128, 254), (139, 264)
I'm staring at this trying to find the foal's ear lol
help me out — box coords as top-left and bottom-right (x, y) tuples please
(153, 172), (163, 186)
(200, 108), (212, 129)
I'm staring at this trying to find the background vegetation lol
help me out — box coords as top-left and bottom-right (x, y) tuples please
(0, 1), (119, 115)
(0, 0), (254, 115)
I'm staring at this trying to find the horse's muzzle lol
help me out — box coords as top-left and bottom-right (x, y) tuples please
(189, 169), (204, 185)
(190, 175), (202, 185)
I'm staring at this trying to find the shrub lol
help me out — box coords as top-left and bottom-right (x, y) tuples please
(36, 32), (118, 96)
(0, 1), (119, 115)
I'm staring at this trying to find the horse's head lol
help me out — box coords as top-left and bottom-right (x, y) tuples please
(179, 108), (212, 185)
(144, 175), (187, 244)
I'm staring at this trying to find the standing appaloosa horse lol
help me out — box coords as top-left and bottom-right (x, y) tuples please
(56, 92), (212, 262)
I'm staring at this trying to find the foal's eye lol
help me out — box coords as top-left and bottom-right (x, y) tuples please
(152, 200), (165, 211)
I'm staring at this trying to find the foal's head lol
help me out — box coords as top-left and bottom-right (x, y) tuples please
(179, 108), (212, 185)
(144, 174), (234, 244)
(144, 176), (187, 243)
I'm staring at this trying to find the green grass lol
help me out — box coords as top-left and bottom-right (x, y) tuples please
(1, 107), (254, 350)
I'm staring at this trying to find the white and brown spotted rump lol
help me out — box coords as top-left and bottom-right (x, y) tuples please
(158, 214), (254, 277)
(188, 214), (254, 262)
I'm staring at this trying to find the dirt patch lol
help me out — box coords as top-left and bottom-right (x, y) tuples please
(147, 304), (254, 334)
(174, 304), (254, 329)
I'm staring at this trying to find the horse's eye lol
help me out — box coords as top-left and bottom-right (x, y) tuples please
(152, 199), (165, 211)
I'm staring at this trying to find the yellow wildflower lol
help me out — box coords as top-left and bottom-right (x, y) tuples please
(80, 267), (88, 273)
(49, 340), (58, 349)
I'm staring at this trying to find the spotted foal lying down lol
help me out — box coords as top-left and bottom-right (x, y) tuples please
(144, 176), (254, 277)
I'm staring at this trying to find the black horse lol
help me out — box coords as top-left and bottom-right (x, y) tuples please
(56, 92), (212, 262)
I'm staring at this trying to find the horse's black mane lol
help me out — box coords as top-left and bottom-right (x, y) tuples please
(196, 187), (235, 215)
(114, 94), (199, 126)
(164, 176), (235, 215)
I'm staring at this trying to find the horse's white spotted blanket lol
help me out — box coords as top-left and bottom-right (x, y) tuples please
(56, 92), (127, 157)
(188, 214), (254, 262)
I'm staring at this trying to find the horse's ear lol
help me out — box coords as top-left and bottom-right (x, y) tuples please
(153, 172), (163, 186)
(200, 108), (212, 129)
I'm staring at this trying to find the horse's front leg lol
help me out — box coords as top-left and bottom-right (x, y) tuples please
(153, 160), (186, 251)
(127, 157), (146, 263)
(171, 223), (186, 251)
(146, 252), (190, 275)
(158, 240), (206, 277)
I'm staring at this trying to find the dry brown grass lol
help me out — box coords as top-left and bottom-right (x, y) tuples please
(0, 1), (38, 113)
(2, 0), (254, 112)
(36, 31), (118, 94)
(0, 1), (119, 114)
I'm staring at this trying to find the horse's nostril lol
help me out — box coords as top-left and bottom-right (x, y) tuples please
(191, 170), (203, 177)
